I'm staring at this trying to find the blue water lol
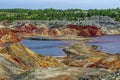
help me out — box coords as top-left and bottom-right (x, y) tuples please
(20, 35), (120, 56)
(20, 40), (74, 56)
(87, 35), (120, 54)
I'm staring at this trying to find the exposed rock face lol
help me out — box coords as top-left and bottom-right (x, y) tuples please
(87, 16), (120, 28)
(1, 43), (65, 68)
(0, 34), (20, 43)
(1, 43), (41, 69)
(0, 54), (24, 80)
(66, 24), (103, 36)
(79, 27), (103, 36)
(1, 42), (118, 80)
(63, 42), (120, 72)
(11, 23), (36, 36)
(0, 20), (9, 25)
(63, 28), (78, 35)
(0, 28), (15, 37)
(0, 25), (6, 28)
(49, 28), (62, 36)
(11, 67), (109, 80)
(0, 43), (65, 79)
(0, 28), (21, 44)
(36, 24), (48, 29)
(3, 21), (116, 37)
(100, 69), (120, 80)
(101, 27), (120, 34)
(88, 16), (115, 22)
(17, 23), (36, 33)
(33, 25), (49, 35)
(63, 42), (108, 58)
(10, 23), (34, 36)
(1, 19), (120, 35)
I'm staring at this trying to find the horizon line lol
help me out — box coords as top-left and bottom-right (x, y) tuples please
(0, 7), (120, 10)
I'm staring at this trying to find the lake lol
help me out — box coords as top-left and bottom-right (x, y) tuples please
(20, 35), (120, 56)
(20, 40), (74, 56)
(87, 35), (120, 54)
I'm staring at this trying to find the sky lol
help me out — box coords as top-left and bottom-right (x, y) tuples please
(0, 0), (120, 10)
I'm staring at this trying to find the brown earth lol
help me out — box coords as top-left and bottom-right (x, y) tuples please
(66, 24), (104, 36)
(63, 42), (120, 72)
(0, 28), (21, 44)
(0, 43), (65, 79)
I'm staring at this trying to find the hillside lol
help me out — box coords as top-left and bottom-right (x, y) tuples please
(0, 43), (65, 79)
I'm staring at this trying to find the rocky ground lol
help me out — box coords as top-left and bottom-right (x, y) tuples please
(8, 42), (120, 80)
(0, 16), (120, 80)
(63, 42), (120, 71)
(0, 43), (65, 80)
(11, 67), (109, 80)
(1, 16), (120, 35)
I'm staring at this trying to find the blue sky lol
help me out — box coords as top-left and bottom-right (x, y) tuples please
(0, 0), (120, 9)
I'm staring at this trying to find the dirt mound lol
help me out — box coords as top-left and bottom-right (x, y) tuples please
(0, 28), (21, 44)
(0, 43), (65, 79)
(49, 28), (62, 36)
(63, 42), (120, 72)
(66, 24), (103, 36)
(33, 26), (49, 35)
(17, 23), (36, 33)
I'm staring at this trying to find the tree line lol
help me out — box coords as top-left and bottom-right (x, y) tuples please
(0, 8), (120, 21)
